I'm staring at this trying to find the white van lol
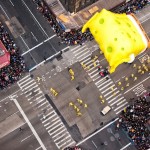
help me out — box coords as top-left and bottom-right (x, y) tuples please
(101, 106), (111, 115)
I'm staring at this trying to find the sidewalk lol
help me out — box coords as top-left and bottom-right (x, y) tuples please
(45, 0), (125, 29)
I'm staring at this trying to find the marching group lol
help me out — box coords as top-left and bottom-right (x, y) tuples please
(0, 22), (25, 90)
(117, 93), (150, 150)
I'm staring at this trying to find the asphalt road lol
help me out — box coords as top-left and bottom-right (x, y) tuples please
(0, 1), (150, 150)
(0, 0), (67, 71)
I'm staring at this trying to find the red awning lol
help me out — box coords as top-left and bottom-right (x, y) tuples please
(0, 41), (10, 69)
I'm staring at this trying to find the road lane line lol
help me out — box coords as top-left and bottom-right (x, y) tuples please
(9, 0), (14, 6)
(120, 143), (131, 150)
(35, 146), (41, 150)
(20, 35), (30, 49)
(31, 32), (38, 42)
(61, 46), (70, 52)
(0, 5), (10, 20)
(92, 140), (98, 149)
(77, 118), (119, 146)
(21, 35), (56, 56)
(12, 98), (47, 150)
(0, 89), (21, 102)
(21, 0), (48, 37)
(124, 76), (150, 94)
(21, 134), (33, 142)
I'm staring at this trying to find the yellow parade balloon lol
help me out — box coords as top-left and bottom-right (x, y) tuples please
(82, 9), (150, 73)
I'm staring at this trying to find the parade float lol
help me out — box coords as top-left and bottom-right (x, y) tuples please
(82, 9), (150, 73)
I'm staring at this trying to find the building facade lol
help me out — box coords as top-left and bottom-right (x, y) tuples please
(59, 0), (99, 13)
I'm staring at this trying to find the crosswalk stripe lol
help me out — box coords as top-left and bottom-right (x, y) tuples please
(78, 52), (92, 62)
(42, 114), (56, 123)
(74, 48), (88, 56)
(23, 82), (36, 90)
(18, 74), (30, 82)
(106, 91), (119, 100)
(49, 125), (64, 135)
(93, 76), (100, 81)
(20, 79), (34, 88)
(34, 95), (43, 101)
(44, 122), (50, 127)
(114, 102), (128, 111)
(45, 119), (60, 130)
(101, 85), (116, 94)
(52, 128), (66, 138)
(116, 106), (128, 114)
(90, 72), (99, 78)
(24, 85), (38, 92)
(104, 88), (117, 97)
(117, 99), (126, 106)
(72, 45), (85, 53)
(18, 77), (31, 86)
(95, 76), (108, 85)
(88, 69), (98, 75)
(81, 57), (91, 64)
(108, 94), (121, 103)
(110, 97), (124, 106)
(38, 101), (47, 108)
(56, 135), (71, 145)
(64, 141), (76, 149)
(36, 98), (45, 104)
(97, 79), (111, 88)
(99, 81), (113, 90)
(48, 123), (63, 132)
(54, 133), (66, 142)
(77, 50), (90, 59)
(70, 45), (80, 51)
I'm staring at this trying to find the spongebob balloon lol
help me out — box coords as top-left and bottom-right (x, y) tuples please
(82, 9), (150, 73)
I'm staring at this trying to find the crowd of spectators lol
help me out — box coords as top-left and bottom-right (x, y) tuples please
(116, 93), (150, 150)
(0, 22), (25, 90)
(33, 0), (150, 46)
(33, 0), (93, 46)
(115, 0), (150, 14)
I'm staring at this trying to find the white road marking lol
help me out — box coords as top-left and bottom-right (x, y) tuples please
(0, 5), (10, 20)
(61, 46), (70, 52)
(54, 133), (66, 142)
(74, 48), (88, 56)
(77, 50), (90, 59)
(114, 102), (128, 111)
(31, 32), (38, 42)
(35, 146), (41, 150)
(99, 81), (113, 90)
(12, 98), (47, 150)
(21, 134), (33, 142)
(124, 76), (150, 94)
(52, 128), (66, 138)
(70, 45), (81, 51)
(105, 91), (119, 100)
(22, 35), (56, 56)
(77, 118), (119, 146)
(120, 143), (131, 150)
(29, 51), (60, 72)
(110, 96), (123, 105)
(92, 140), (97, 149)
(21, 0), (48, 37)
(0, 89), (20, 102)
(9, 0), (14, 6)
(20, 35), (30, 49)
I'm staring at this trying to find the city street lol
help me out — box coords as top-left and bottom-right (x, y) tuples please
(0, 1), (149, 150)
(0, 0), (68, 71)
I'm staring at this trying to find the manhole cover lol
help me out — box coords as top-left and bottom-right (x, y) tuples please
(110, 136), (115, 141)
